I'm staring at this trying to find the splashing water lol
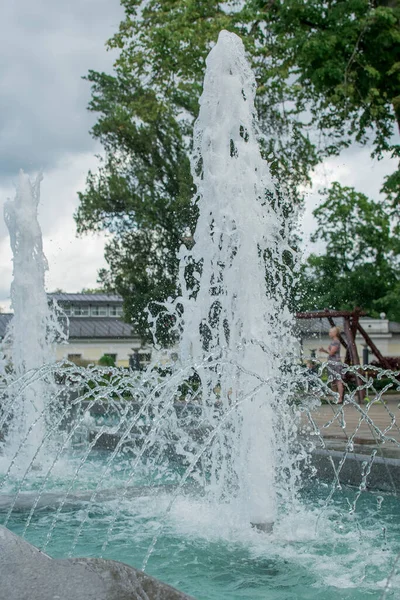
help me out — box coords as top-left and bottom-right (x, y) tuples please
(1, 171), (66, 471)
(169, 30), (300, 525)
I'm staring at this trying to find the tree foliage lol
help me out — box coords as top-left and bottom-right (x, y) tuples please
(80, 287), (108, 294)
(253, 0), (400, 204)
(255, 0), (400, 154)
(75, 0), (400, 340)
(300, 182), (400, 318)
(98, 354), (116, 367)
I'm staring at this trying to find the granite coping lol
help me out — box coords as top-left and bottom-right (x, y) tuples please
(307, 447), (400, 494)
(0, 525), (195, 600)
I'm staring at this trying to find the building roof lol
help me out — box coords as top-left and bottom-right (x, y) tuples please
(2, 309), (399, 342)
(297, 316), (400, 336)
(67, 317), (135, 339)
(0, 314), (136, 341)
(47, 293), (123, 304)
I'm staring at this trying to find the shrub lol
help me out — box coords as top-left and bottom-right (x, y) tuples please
(98, 354), (116, 367)
(371, 357), (400, 371)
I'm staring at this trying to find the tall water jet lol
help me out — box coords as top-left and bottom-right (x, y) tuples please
(174, 31), (300, 526)
(2, 171), (62, 469)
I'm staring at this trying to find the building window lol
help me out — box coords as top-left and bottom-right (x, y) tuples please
(116, 307), (123, 317)
(91, 306), (108, 317)
(63, 307), (72, 316)
(139, 353), (151, 365)
(67, 353), (82, 362)
(109, 306), (118, 317)
(72, 306), (89, 316)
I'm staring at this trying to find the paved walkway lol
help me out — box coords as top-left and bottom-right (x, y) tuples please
(301, 393), (400, 456)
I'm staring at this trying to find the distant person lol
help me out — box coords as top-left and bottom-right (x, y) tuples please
(319, 326), (345, 404)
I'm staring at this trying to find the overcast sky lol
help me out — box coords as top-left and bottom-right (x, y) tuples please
(0, 0), (124, 310)
(0, 0), (397, 311)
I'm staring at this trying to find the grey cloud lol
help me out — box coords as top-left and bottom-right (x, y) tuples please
(0, 151), (102, 254)
(0, 151), (106, 308)
(0, 0), (123, 179)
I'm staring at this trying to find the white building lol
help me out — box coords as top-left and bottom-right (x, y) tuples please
(2, 295), (398, 369)
(0, 293), (150, 369)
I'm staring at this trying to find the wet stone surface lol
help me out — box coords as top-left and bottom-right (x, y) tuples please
(0, 525), (194, 600)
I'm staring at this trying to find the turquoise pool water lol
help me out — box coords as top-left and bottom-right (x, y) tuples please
(3, 467), (400, 600)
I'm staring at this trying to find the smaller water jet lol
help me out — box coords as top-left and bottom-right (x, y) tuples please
(1, 171), (66, 471)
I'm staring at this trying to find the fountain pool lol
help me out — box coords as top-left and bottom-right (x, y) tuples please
(3, 448), (400, 600)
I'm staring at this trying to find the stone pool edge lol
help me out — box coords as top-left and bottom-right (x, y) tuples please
(0, 525), (195, 600)
(308, 447), (400, 494)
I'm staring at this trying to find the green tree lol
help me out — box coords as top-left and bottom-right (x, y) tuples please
(75, 0), (316, 341)
(256, 0), (400, 151)
(98, 354), (116, 367)
(300, 182), (400, 316)
(252, 0), (400, 204)
(80, 287), (109, 294)
(76, 0), (399, 340)
(374, 281), (400, 321)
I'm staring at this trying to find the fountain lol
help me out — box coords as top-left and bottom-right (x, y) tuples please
(1, 171), (66, 472)
(1, 30), (400, 600)
(169, 29), (301, 529)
